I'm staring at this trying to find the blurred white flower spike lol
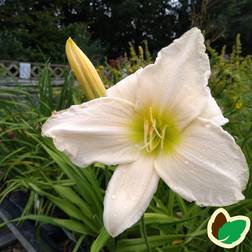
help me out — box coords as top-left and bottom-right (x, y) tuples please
(42, 28), (249, 237)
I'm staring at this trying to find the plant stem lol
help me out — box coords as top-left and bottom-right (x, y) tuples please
(141, 215), (152, 252)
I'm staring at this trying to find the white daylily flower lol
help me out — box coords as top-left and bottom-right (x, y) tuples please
(42, 28), (249, 237)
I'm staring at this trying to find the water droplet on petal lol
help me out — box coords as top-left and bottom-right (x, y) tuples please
(111, 194), (116, 199)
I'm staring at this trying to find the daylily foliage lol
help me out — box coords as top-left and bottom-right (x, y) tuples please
(42, 28), (249, 237)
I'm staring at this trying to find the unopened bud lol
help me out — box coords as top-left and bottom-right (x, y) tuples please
(66, 38), (106, 100)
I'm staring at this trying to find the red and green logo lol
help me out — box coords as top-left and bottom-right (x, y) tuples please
(207, 208), (250, 249)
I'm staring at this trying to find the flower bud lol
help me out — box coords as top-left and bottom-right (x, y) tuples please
(66, 38), (106, 100)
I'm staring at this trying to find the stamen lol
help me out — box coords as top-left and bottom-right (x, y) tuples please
(149, 126), (154, 152)
(161, 125), (168, 149)
(135, 107), (178, 153)
(144, 119), (149, 150)
(151, 135), (161, 151)
(149, 106), (154, 124)
(152, 119), (162, 138)
(130, 106), (180, 154)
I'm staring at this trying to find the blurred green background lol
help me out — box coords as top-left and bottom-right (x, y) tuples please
(0, 0), (252, 63)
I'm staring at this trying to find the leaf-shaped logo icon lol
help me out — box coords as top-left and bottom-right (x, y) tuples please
(212, 212), (227, 238)
(207, 208), (250, 249)
(218, 220), (247, 244)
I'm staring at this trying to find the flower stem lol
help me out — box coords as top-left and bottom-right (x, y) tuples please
(140, 215), (152, 252)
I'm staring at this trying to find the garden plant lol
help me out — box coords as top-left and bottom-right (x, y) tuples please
(0, 28), (252, 252)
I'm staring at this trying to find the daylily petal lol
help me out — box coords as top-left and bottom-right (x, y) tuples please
(200, 87), (228, 126)
(135, 28), (210, 129)
(42, 97), (139, 167)
(106, 68), (143, 104)
(103, 156), (159, 237)
(155, 118), (248, 206)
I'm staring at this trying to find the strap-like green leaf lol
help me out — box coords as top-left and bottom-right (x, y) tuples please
(0, 215), (88, 234)
(90, 227), (110, 252)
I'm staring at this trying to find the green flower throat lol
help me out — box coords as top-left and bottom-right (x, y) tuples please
(130, 106), (180, 155)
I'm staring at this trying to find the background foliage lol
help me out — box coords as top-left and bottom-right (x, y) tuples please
(0, 0), (252, 62)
